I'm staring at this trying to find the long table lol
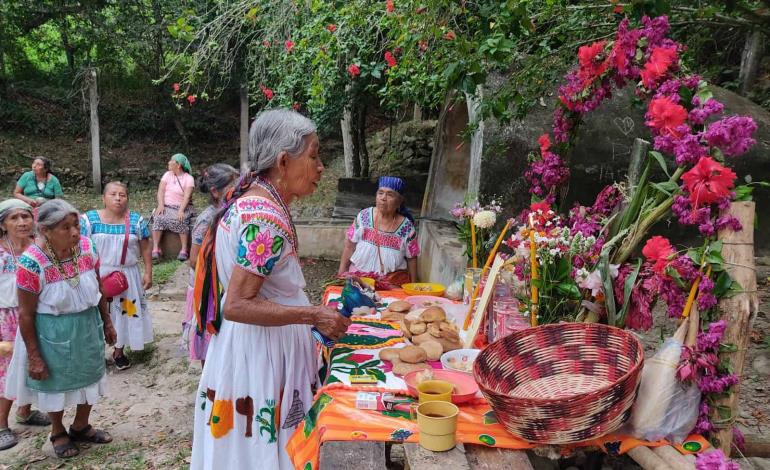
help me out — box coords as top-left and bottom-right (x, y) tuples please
(288, 287), (535, 470)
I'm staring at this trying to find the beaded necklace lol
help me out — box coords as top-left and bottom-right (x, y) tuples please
(255, 176), (298, 252)
(45, 239), (81, 288)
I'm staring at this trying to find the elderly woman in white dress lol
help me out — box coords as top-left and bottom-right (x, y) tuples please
(190, 109), (350, 469)
(337, 176), (420, 287)
(5, 200), (117, 458)
(80, 181), (153, 371)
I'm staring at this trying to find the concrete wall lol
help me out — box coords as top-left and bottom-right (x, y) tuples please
(417, 219), (466, 286)
(296, 218), (351, 260)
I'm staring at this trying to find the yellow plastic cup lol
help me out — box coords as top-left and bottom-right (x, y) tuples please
(417, 380), (453, 404)
(416, 401), (459, 452)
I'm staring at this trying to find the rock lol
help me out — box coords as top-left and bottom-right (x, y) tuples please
(752, 353), (770, 377)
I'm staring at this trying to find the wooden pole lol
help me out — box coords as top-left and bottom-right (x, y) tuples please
(714, 201), (757, 454)
(87, 68), (102, 193)
(239, 82), (249, 173)
(627, 446), (673, 470)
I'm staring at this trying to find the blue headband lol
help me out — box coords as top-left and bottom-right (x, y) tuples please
(378, 176), (405, 194)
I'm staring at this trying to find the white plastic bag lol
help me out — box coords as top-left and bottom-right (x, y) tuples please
(629, 335), (701, 443)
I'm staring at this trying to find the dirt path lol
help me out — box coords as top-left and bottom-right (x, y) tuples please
(2, 268), (198, 469)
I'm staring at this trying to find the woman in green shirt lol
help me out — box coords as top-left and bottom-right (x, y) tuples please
(13, 158), (64, 207)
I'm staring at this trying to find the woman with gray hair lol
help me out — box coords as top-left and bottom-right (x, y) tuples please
(190, 109), (350, 469)
(0, 200), (50, 451)
(5, 199), (117, 459)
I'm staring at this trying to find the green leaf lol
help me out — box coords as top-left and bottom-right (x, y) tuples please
(617, 258), (642, 327)
(649, 151), (670, 178)
(719, 343), (738, 353)
(555, 282), (581, 300)
(712, 271), (733, 298)
(651, 181), (677, 196)
(599, 253), (617, 326)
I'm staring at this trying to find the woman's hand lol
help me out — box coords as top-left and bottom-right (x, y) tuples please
(0, 341), (13, 357)
(28, 353), (49, 381)
(176, 209), (185, 221)
(142, 271), (153, 290)
(312, 306), (351, 341)
(155, 205), (164, 217)
(103, 322), (117, 346)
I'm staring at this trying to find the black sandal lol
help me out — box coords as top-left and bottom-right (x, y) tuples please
(68, 424), (113, 444)
(50, 431), (79, 458)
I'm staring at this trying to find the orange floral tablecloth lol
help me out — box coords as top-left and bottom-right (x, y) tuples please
(286, 287), (710, 470)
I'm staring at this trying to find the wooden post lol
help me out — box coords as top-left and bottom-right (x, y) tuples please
(87, 68), (102, 193)
(239, 82), (249, 173)
(714, 201), (757, 454)
(628, 138), (650, 189)
(627, 446), (673, 470)
(738, 30), (764, 96)
(413, 103), (422, 121)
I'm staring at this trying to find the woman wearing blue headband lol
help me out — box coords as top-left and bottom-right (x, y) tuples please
(338, 176), (419, 287)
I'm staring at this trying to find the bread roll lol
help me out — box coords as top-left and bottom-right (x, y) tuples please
(381, 310), (406, 322)
(389, 300), (413, 313)
(409, 321), (427, 335)
(420, 341), (443, 360)
(378, 347), (401, 362)
(398, 345), (428, 364)
(427, 323), (441, 338)
(421, 306), (446, 323)
(393, 361), (430, 376)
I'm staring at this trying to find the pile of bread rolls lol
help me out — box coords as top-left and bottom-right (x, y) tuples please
(378, 301), (462, 376)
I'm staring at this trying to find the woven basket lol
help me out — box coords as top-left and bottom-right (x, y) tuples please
(473, 323), (644, 444)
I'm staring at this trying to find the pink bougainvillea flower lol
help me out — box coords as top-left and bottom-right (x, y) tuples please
(681, 156), (737, 207)
(642, 235), (674, 274)
(262, 40), (270, 47)
(578, 41), (606, 67)
(347, 64), (361, 78)
(415, 6), (427, 13)
(292, 102), (301, 111)
(186, 95), (196, 105)
(576, 40), (608, 84)
(538, 133), (551, 155)
(172, 83), (180, 92)
(246, 230), (274, 267)
(418, 40), (428, 53)
(640, 46), (678, 88)
(443, 30), (456, 41)
(386, 0), (394, 13)
(260, 84), (274, 100)
(284, 40), (295, 52)
(384, 51), (397, 67)
(326, 24), (337, 32)
(646, 96), (688, 137)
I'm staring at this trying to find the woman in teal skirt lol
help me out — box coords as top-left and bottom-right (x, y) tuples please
(4, 200), (117, 458)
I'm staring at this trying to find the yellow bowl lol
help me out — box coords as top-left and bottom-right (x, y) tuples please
(360, 277), (376, 289)
(402, 282), (446, 297)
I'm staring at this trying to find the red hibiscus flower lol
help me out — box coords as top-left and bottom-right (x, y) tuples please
(284, 40), (295, 52)
(172, 83), (180, 93)
(384, 51), (397, 67)
(577, 40), (608, 84)
(530, 201), (551, 214)
(292, 102), (301, 111)
(538, 133), (551, 155)
(642, 236), (674, 274)
(646, 96), (688, 137)
(186, 95), (196, 105)
(640, 46), (678, 88)
(681, 156), (737, 207)
(260, 84), (274, 100)
(326, 24), (337, 32)
(386, 0), (394, 13)
(444, 30), (456, 41)
(347, 64), (360, 78)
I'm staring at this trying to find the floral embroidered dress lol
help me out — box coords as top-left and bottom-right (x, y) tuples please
(5, 236), (106, 412)
(80, 210), (153, 351)
(183, 205), (216, 360)
(0, 243), (21, 397)
(347, 207), (420, 274)
(191, 196), (317, 470)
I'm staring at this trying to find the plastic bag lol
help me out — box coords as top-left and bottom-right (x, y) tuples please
(312, 278), (377, 347)
(629, 337), (701, 443)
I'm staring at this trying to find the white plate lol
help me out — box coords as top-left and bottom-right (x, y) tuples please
(440, 348), (480, 375)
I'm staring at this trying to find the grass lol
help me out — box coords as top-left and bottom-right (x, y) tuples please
(7, 439), (148, 469)
(153, 259), (183, 285)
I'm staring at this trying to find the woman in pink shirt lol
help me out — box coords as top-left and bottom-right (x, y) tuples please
(151, 154), (195, 261)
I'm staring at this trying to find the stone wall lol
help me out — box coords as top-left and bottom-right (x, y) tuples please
(367, 120), (437, 177)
